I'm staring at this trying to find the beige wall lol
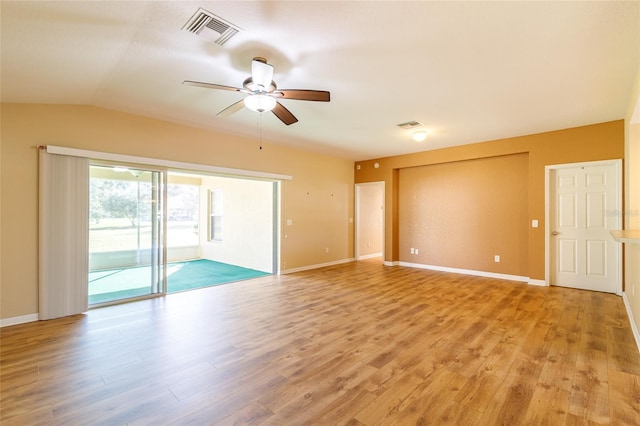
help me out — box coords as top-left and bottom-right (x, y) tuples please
(199, 176), (274, 272)
(355, 120), (625, 281)
(398, 153), (529, 276)
(0, 104), (355, 320)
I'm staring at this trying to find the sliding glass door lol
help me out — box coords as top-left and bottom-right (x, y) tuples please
(88, 164), (166, 305)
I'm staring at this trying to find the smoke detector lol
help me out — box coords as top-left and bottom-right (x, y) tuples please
(183, 8), (242, 46)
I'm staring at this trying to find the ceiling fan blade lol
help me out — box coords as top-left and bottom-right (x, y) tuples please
(272, 101), (298, 125)
(276, 89), (330, 102)
(183, 80), (243, 92)
(251, 58), (274, 89)
(217, 99), (245, 116)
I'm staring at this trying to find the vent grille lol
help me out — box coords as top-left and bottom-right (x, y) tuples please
(183, 8), (241, 46)
(397, 121), (423, 129)
(206, 19), (229, 34)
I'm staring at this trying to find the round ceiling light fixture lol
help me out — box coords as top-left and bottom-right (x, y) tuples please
(244, 94), (277, 113)
(412, 130), (428, 142)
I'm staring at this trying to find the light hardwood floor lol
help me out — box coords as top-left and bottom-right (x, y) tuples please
(2, 260), (640, 425)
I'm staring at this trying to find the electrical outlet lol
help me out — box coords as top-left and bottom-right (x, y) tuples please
(415, 249), (419, 255)
(494, 255), (500, 263)
(325, 247), (329, 253)
(410, 248), (415, 254)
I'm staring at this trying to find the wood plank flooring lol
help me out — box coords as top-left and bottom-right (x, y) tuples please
(2, 260), (640, 425)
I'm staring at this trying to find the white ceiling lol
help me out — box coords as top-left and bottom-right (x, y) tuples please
(2, 1), (639, 160)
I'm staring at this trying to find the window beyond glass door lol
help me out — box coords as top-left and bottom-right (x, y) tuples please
(208, 189), (223, 242)
(88, 165), (166, 305)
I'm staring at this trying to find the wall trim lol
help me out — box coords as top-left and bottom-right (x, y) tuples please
(1, 313), (39, 328)
(383, 261), (399, 266)
(281, 258), (355, 274)
(622, 292), (640, 354)
(398, 261), (530, 283)
(528, 279), (547, 286)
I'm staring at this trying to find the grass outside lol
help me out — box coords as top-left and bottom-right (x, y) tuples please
(90, 218), (198, 252)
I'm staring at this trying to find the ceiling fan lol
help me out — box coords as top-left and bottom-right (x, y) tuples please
(183, 57), (330, 125)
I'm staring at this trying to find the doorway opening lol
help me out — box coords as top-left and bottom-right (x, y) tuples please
(88, 165), (277, 305)
(355, 182), (385, 262)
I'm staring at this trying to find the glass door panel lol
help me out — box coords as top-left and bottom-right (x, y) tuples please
(88, 164), (166, 305)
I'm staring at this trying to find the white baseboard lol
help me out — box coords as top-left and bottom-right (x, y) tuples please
(383, 260), (399, 267)
(622, 292), (640, 354)
(1, 313), (39, 328)
(528, 279), (547, 286)
(357, 253), (383, 260)
(281, 258), (355, 274)
(398, 261), (530, 283)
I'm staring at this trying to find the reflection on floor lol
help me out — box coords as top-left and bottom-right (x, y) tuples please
(88, 259), (270, 304)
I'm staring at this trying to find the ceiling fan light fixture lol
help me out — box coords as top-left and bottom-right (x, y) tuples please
(244, 94), (277, 113)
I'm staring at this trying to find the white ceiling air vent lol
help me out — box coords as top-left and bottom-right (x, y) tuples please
(397, 121), (423, 129)
(183, 8), (241, 46)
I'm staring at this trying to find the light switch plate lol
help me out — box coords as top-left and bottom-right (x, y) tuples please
(532, 219), (539, 228)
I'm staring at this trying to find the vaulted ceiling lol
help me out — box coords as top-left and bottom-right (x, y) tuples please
(1, 1), (638, 160)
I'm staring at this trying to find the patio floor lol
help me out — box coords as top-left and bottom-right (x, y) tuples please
(89, 259), (270, 304)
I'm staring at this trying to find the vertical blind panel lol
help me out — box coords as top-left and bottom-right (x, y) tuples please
(39, 151), (89, 320)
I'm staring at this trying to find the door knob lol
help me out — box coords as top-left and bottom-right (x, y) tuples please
(551, 231), (560, 236)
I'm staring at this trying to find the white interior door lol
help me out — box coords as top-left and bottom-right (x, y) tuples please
(548, 161), (621, 294)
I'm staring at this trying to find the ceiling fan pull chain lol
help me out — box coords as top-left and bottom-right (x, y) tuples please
(258, 113), (263, 150)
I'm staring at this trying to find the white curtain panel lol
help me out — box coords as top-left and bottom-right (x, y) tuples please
(38, 150), (89, 320)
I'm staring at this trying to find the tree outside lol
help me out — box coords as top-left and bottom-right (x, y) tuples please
(89, 178), (199, 252)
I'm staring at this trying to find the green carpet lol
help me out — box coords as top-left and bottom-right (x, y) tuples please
(166, 259), (269, 292)
(89, 259), (269, 304)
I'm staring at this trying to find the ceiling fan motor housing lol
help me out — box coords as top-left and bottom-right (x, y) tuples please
(243, 77), (277, 93)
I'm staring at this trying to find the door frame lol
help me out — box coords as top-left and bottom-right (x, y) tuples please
(355, 181), (385, 261)
(544, 159), (622, 295)
(272, 181), (281, 275)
